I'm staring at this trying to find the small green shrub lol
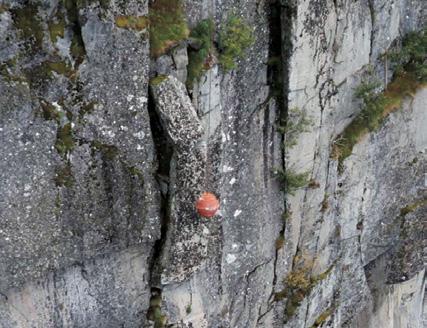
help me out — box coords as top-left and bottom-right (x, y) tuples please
(280, 264), (334, 321)
(276, 169), (309, 195)
(311, 308), (333, 327)
(149, 0), (189, 57)
(218, 15), (254, 71)
(186, 18), (215, 86)
(275, 234), (285, 249)
(389, 28), (427, 83)
(278, 107), (312, 148)
(282, 267), (312, 319)
(332, 28), (426, 170)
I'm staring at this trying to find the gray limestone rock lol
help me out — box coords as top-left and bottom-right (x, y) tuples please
(0, 0), (426, 327)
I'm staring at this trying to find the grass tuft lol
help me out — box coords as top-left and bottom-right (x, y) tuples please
(332, 28), (426, 171)
(218, 15), (254, 71)
(275, 169), (309, 196)
(149, 0), (189, 57)
(186, 18), (215, 87)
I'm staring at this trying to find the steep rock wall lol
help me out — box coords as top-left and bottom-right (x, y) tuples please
(0, 0), (159, 326)
(0, 0), (425, 327)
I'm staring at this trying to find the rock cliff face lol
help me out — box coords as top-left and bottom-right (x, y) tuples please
(0, 0), (425, 327)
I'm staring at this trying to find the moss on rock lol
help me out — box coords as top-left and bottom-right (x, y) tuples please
(115, 15), (149, 30)
(55, 123), (75, 156)
(218, 15), (254, 71)
(149, 0), (189, 57)
(186, 18), (215, 86)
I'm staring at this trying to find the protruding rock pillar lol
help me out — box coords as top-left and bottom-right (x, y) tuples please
(150, 75), (209, 283)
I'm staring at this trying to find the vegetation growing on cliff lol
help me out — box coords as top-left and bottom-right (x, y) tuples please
(186, 18), (215, 86)
(332, 28), (427, 169)
(149, 0), (189, 57)
(275, 261), (334, 320)
(278, 107), (312, 148)
(311, 308), (334, 327)
(115, 15), (148, 30)
(147, 290), (167, 328)
(276, 169), (309, 195)
(399, 198), (427, 216)
(218, 15), (254, 71)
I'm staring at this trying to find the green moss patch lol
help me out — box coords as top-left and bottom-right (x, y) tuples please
(115, 15), (149, 30)
(147, 291), (167, 327)
(218, 15), (254, 71)
(186, 18), (215, 86)
(55, 123), (75, 156)
(400, 198), (427, 216)
(150, 74), (168, 86)
(311, 308), (334, 327)
(149, 0), (189, 57)
(11, 3), (44, 49)
(275, 262), (334, 321)
(54, 164), (75, 187)
(91, 141), (119, 160)
(78, 101), (96, 119)
(49, 10), (66, 43)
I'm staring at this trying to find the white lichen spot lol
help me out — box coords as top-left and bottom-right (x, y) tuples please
(221, 132), (227, 142)
(234, 209), (242, 217)
(133, 131), (145, 139)
(222, 165), (234, 173)
(226, 254), (236, 264)
(127, 95), (134, 102)
(229, 177), (236, 185)
(137, 96), (148, 106)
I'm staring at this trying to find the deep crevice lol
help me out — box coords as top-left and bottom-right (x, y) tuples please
(267, 0), (286, 293)
(367, 0), (375, 60)
(146, 85), (172, 327)
(257, 0), (296, 322)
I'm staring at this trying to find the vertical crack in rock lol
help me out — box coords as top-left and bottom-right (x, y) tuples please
(255, 2), (296, 321)
(269, 0), (287, 294)
(279, 0), (298, 250)
(367, 0), (375, 60)
(145, 86), (171, 324)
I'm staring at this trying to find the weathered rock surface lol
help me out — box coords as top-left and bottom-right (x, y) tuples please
(0, 0), (159, 326)
(0, 0), (425, 327)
